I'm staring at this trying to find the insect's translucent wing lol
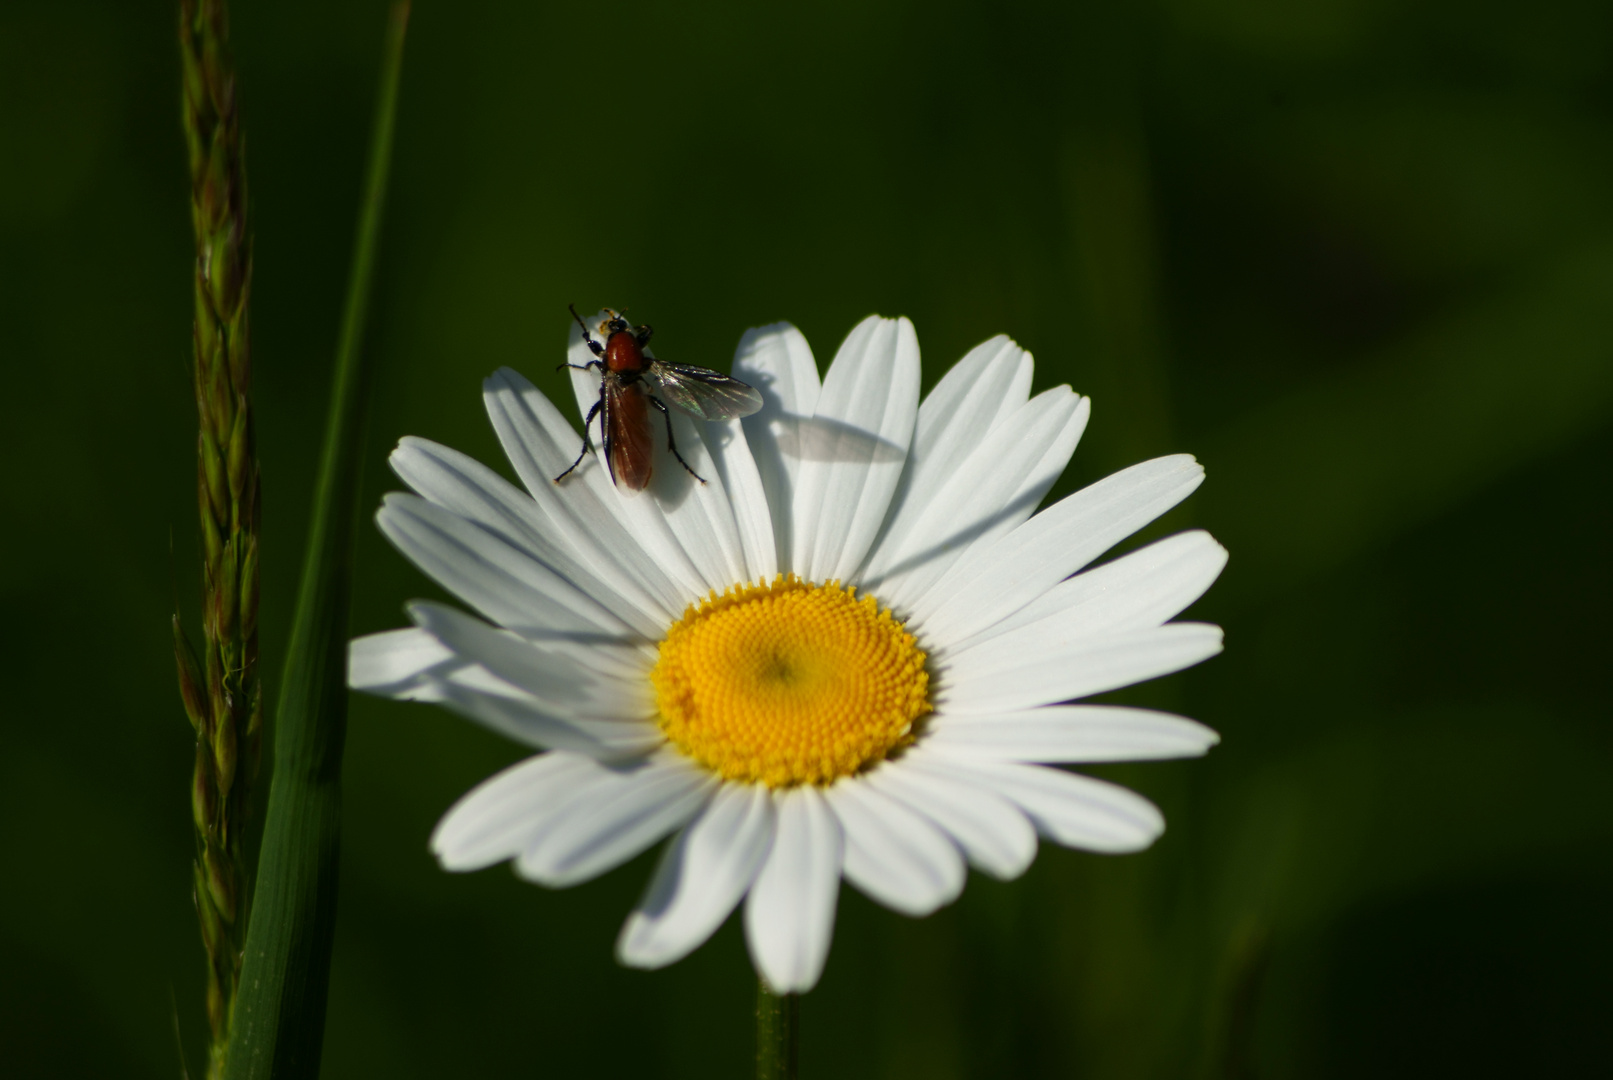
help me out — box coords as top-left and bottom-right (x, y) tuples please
(645, 362), (765, 421)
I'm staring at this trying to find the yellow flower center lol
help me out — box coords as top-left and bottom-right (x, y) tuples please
(652, 575), (931, 787)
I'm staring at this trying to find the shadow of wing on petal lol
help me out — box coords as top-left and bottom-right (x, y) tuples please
(742, 366), (906, 466)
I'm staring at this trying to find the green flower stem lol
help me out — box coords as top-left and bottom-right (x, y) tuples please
(221, 4), (409, 1078)
(757, 982), (799, 1080)
(176, 2), (260, 1074)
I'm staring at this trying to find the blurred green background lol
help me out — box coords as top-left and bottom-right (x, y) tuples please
(3, 0), (1611, 1076)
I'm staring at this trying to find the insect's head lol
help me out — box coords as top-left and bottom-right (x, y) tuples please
(570, 304), (651, 349)
(601, 309), (631, 337)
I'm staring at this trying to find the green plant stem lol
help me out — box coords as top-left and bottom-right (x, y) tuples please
(757, 981), (799, 1080)
(221, 5), (409, 1078)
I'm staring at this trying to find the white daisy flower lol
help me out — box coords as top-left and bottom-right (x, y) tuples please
(350, 313), (1226, 993)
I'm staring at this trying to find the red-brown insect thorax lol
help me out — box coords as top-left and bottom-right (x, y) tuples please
(604, 329), (646, 373)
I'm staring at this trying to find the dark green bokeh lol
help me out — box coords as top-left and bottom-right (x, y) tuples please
(2, 1), (1609, 1076)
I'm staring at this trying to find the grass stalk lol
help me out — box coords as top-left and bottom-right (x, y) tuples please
(175, 3), (261, 1075)
(218, 4), (410, 1077)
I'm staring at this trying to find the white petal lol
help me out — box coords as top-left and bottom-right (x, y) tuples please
(854, 336), (1031, 580)
(353, 622), (654, 757)
(349, 627), (454, 701)
(923, 706), (1221, 762)
(791, 316), (921, 583)
(388, 436), (663, 638)
(431, 676), (665, 759)
(352, 621), (658, 758)
(658, 407), (758, 587)
(865, 759), (1037, 880)
(734, 323), (821, 573)
(430, 751), (605, 871)
(908, 455), (1206, 647)
(516, 750), (717, 887)
(939, 622), (1224, 714)
(902, 335), (1035, 493)
(861, 388), (1090, 612)
(566, 316), (751, 596)
(406, 601), (653, 723)
(617, 783), (776, 969)
(376, 493), (631, 641)
(482, 368), (692, 619)
(911, 754), (1165, 853)
(854, 337), (1034, 594)
(702, 417), (778, 583)
(942, 530), (1229, 658)
(744, 786), (844, 993)
(825, 778), (964, 916)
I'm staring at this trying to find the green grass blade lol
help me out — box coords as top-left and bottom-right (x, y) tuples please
(223, 4), (409, 1077)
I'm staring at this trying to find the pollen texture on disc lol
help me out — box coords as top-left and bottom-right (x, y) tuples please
(652, 575), (931, 787)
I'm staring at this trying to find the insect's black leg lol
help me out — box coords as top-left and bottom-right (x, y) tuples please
(556, 360), (605, 373)
(568, 303), (605, 357)
(554, 397), (604, 483)
(634, 322), (654, 347)
(600, 385), (619, 487)
(648, 394), (706, 484)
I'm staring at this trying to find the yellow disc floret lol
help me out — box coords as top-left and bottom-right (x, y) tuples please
(652, 575), (931, 787)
